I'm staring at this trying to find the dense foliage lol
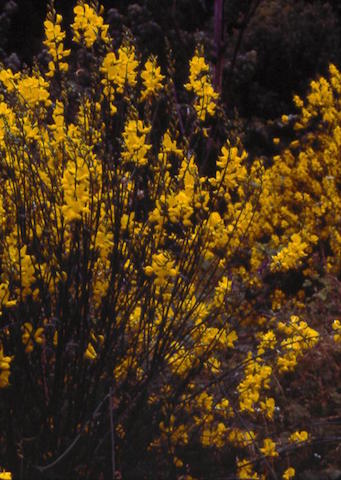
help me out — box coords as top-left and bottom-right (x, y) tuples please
(0, 2), (340, 480)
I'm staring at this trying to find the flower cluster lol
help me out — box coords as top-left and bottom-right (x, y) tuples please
(276, 315), (319, 373)
(72, 2), (109, 47)
(255, 64), (341, 277)
(185, 49), (219, 121)
(44, 10), (70, 77)
(121, 117), (151, 166)
(140, 56), (165, 101)
(101, 43), (139, 99)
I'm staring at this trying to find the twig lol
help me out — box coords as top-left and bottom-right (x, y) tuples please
(35, 392), (110, 472)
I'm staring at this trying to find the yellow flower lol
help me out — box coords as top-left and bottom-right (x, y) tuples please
(259, 397), (275, 420)
(260, 438), (278, 457)
(122, 118), (151, 166)
(0, 343), (13, 389)
(0, 282), (16, 310)
(0, 471), (12, 480)
(144, 251), (178, 287)
(184, 50), (218, 121)
(283, 467), (295, 480)
(16, 75), (51, 108)
(61, 157), (90, 223)
(43, 12), (70, 77)
(332, 319), (341, 343)
(214, 276), (232, 305)
(159, 131), (183, 158)
(237, 459), (259, 479)
(173, 457), (183, 468)
(101, 45), (138, 94)
(21, 323), (45, 353)
(84, 342), (97, 361)
(140, 57), (164, 101)
(229, 429), (256, 447)
(271, 233), (308, 271)
(72, 3), (109, 48)
(167, 190), (193, 226)
(289, 430), (309, 443)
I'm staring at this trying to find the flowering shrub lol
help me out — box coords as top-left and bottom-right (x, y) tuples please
(263, 64), (341, 276)
(0, 2), (338, 479)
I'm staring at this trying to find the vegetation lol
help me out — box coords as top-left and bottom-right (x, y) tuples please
(0, 2), (340, 479)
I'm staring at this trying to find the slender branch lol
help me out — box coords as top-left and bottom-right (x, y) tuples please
(213, 0), (225, 93)
(34, 393), (110, 473)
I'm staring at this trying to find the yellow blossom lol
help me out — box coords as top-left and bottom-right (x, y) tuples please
(84, 342), (97, 361)
(21, 322), (45, 353)
(185, 50), (219, 121)
(144, 250), (178, 287)
(271, 233), (308, 271)
(283, 467), (295, 480)
(0, 343), (13, 388)
(289, 430), (309, 444)
(101, 44), (138, 95)
(259, 397), (275, 420)
(0, 471), (12, 480)
(140, 57), (164, 101)
(122, 118), (151, 166)
(72, 3), (109, 48)
(237, 459), (259, 480)
(16, 75), (51, 109)
(260, 438), (278, 457)
(332, 319), (341, 343)
(43, 11), (70, 77)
